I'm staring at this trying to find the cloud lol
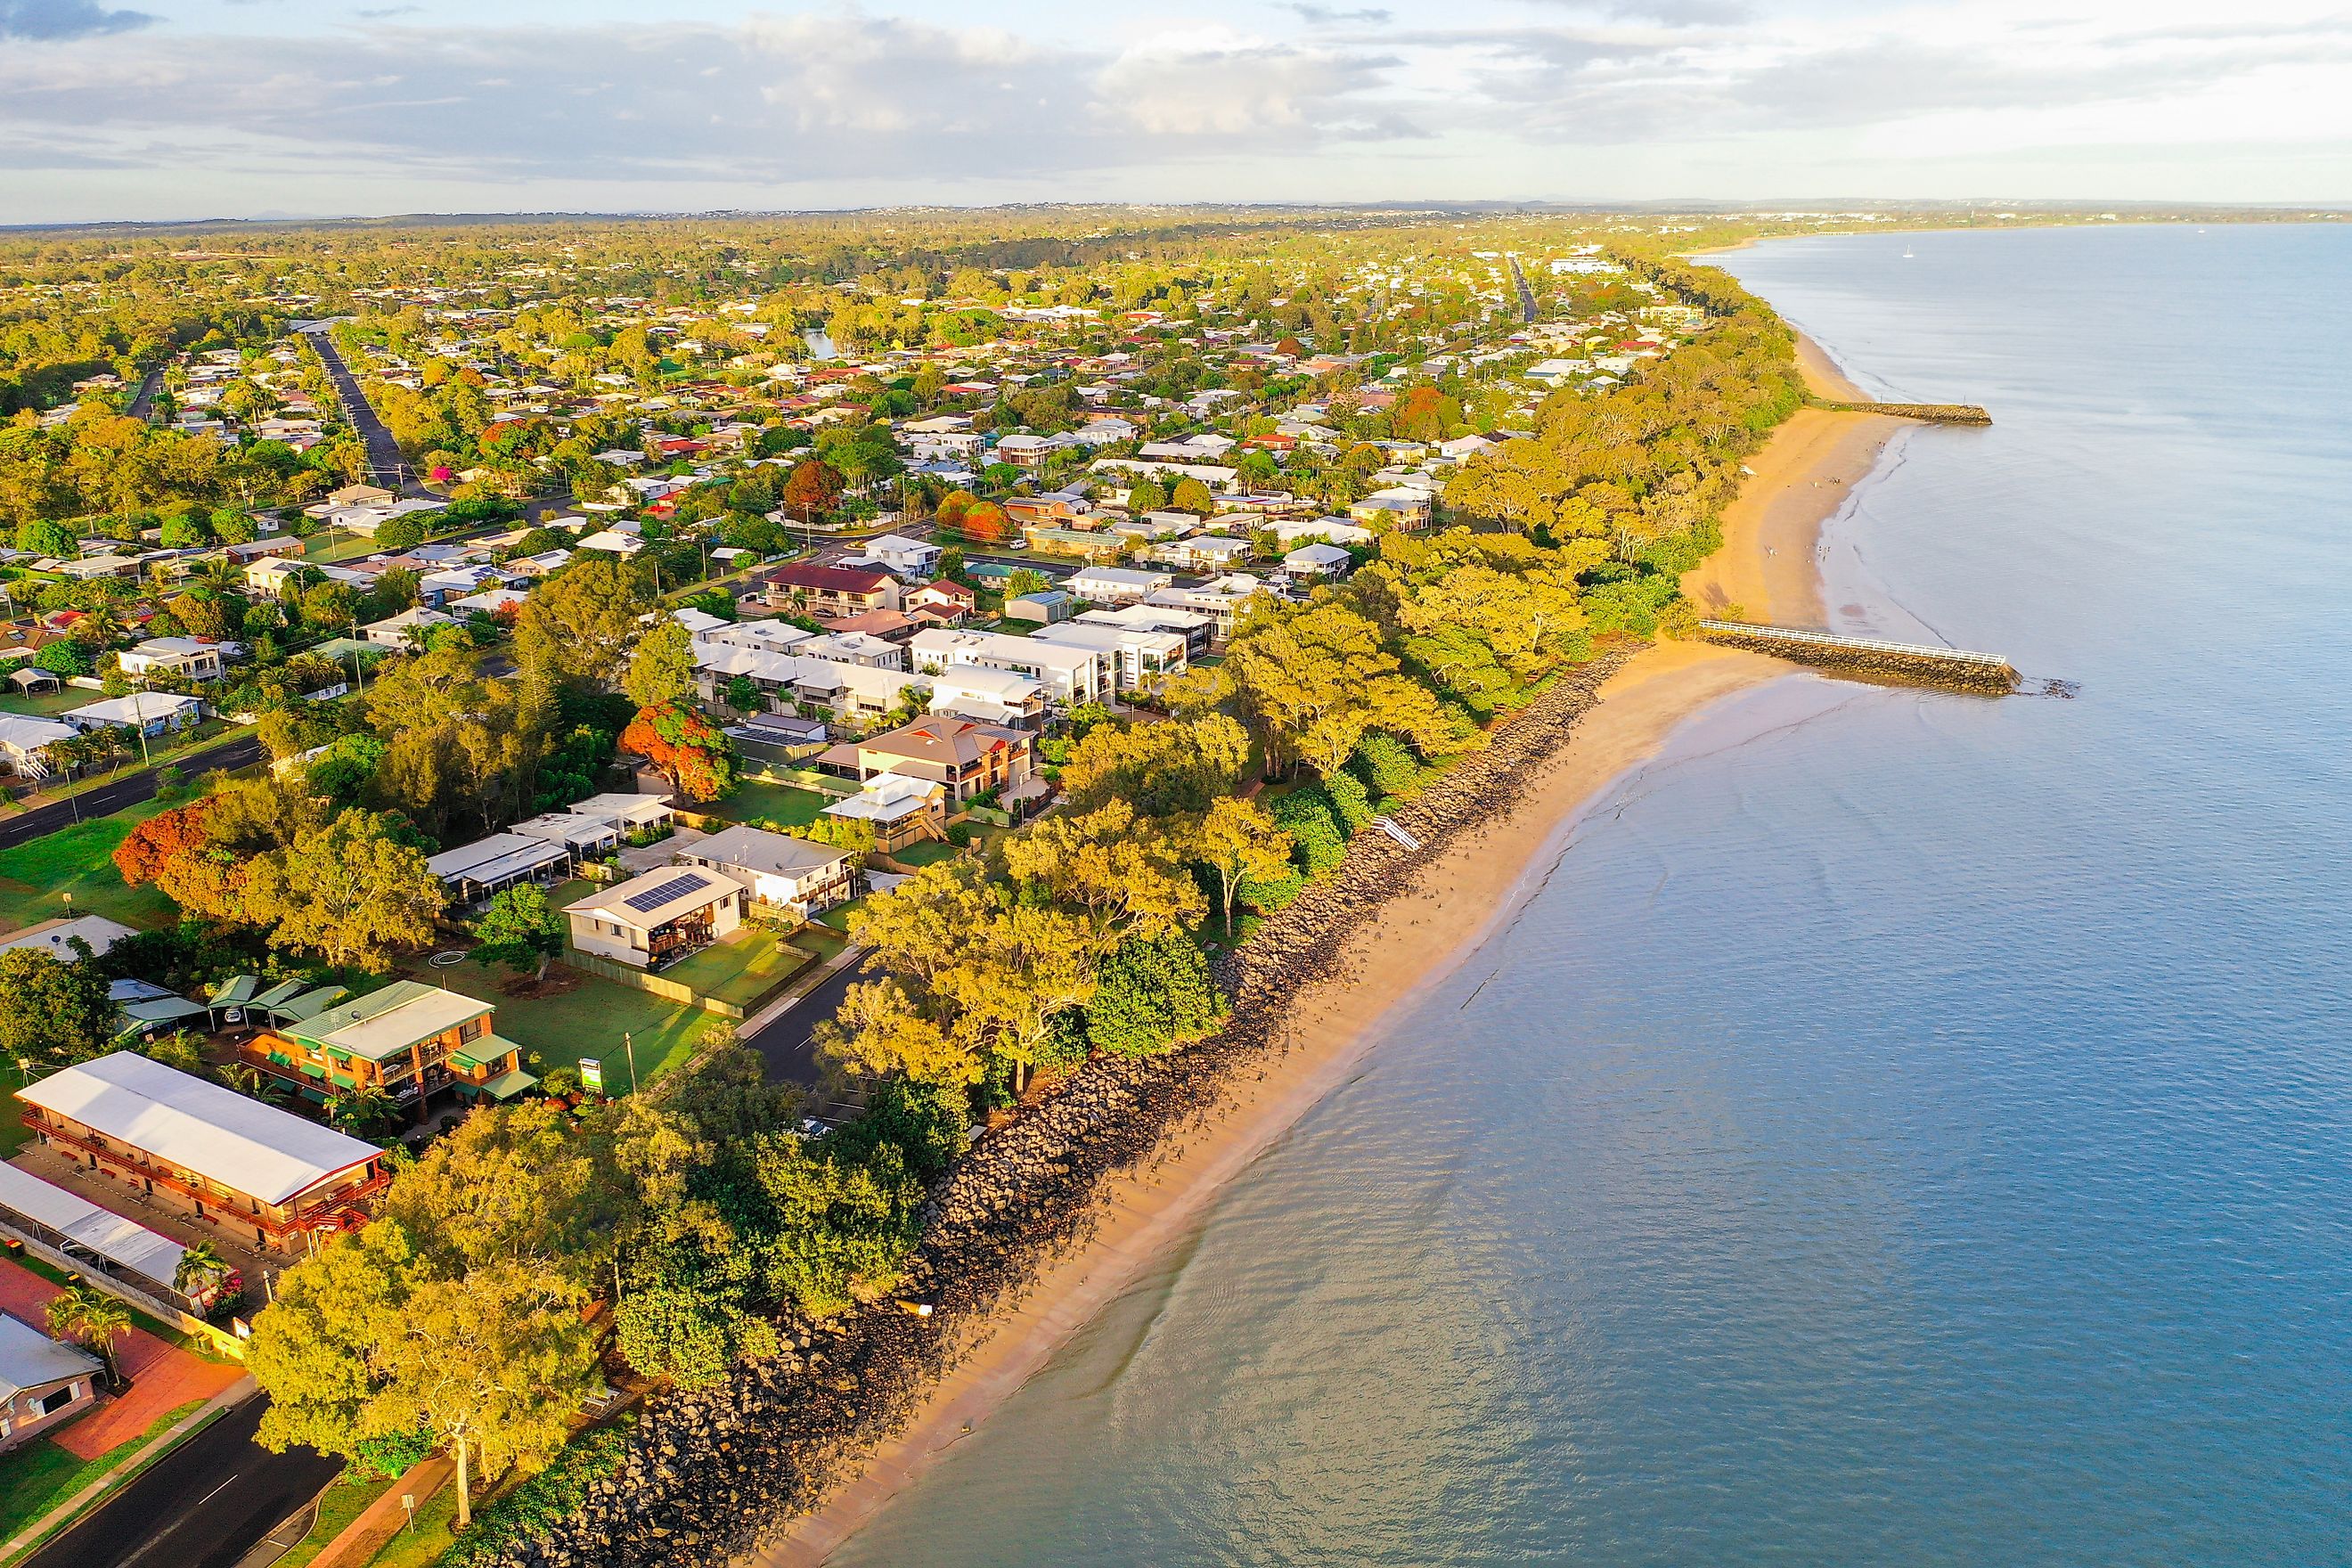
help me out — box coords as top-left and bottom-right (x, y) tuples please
(0, 0), (152, 39)
(1287, 4), (1394, 22)
(1605, 0), (1749, 24)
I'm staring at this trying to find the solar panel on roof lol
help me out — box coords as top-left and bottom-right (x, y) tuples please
(622, 873), (709, 914)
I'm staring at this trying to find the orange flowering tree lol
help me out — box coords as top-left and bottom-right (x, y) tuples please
(620, 701), (738, 802)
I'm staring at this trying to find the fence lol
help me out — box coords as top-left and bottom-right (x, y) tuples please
(0, 1221), (246, 1359)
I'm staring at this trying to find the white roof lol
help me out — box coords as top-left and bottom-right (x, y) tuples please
(0, 714), (77, 752)
(0, 1160), (186, 1289)
(18, 1052), (380, 1205)
(825, 771), (944, 823)
(0, 1312), (102, 1398)
(425, 831), (568, 889)
(0, 914), (137, 959)
(571, 792), (674, 829)
(65, 692), (202, 726)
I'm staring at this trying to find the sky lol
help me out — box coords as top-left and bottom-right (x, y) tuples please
(2, 0), (2348, 224)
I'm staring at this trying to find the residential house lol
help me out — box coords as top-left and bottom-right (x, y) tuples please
(62, 692), (203, 739)
(1066, 565), (1173, 606)
(117, 637), (224, 682)
(927, 666), (1047, 731)
(762, 563), (902, 617)
(1283, 543), (1356, 582)
(17, 1053), (391, 1254)
(0, 915), (137, 961)
(909, 626), (1106, 706)
(1020, 526), (1129, 562)
(817, 715), (1034, 804)
(1030, 621), (1188, 691)
(859, 534), (943, 578)
(675, 825), (854, 919)
(0, 714), (76, 779)
(248, 982), (533, 1114)
(0, 1316), (103, 1452)
(1349, 488), (1433, 531)
(565, 865), (747, 970)
(905, 579), (977, 624)
(1004, 589), (1073, 625)
(821, 772), (949, 853)
(1146, 535), (1255, 573)
(360, 606), (456, 649)
(426, 831), (572, 905)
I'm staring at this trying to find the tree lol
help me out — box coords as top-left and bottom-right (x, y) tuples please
(373, 515), (427, 551)
(33, 640), (92, 678)
(1196, 796), (1295, 924)
(1058, 714), (1247, 817)
(1124, 477), (1167, 513)
(175, 1240), (231, 1307)
(18, 518), (77, 559)
(244, 809), (444, 973)
(724, 674), (761, 715)
(622, 619), (698, 711)
(328, 1085), (401, 1138)
(960, 501), (1007, 543)
(473, 884), (568, 982)
(1087, 931), (1225, 1057)
(816, 979), (979, 1087)
(46, 1285), (131, 1389)
(0, 946), (118, 1074)
(934, 905), (1100, 1091)
(620, 700), (737, 801)
(513, 553), (654, 684)
(1000, 799), (1205, 937)
(778, 458), (844, 523)
(1169, 477), (1213, 514)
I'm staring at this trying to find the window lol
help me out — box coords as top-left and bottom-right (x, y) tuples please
(457, 1017), (486, 1043)
(34, 1386), (77, 1417)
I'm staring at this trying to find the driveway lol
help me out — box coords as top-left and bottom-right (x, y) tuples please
(0, 1257), (243, 1460)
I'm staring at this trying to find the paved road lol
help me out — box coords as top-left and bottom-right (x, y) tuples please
(297, 326), (423, 497)
(22, 1395), (340, 1568)
(1506, 254), (1538, 323)
(0, 733), (263, 850)
(741, 949), (864, 1091)
(126, 367), (166, 422)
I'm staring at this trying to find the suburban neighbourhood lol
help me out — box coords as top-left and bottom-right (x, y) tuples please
(0, 204), (1813, 1566)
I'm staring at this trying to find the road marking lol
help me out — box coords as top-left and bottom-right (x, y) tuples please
(196, 1474), (239, 1507)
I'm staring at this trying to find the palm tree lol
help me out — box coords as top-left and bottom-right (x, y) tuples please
(173, 1241), (228, 1305)
(47, 1285), (131, 1390)
(328, 1086), (398, 1138)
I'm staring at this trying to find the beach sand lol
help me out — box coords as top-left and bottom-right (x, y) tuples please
(757, 354), (1901, 1567)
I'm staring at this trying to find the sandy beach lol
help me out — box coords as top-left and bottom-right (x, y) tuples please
(757, 352), (1903, 1566)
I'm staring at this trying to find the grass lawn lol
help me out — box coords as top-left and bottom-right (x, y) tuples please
(435, 963), (709, 1091)
(709, 781), (835, 829)
(0, 687), (86, 719)
(890, 840), (962, 869)
(658, 930), (815, 1009)
(0, 796), (177, 936)
(795, 924), (849, 968)
(363, 1479), (461, 1568)
(272, 1473), (388, 1568)
(0, 1399), (207, 1548)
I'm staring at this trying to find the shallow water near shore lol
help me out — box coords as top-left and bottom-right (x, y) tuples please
(830, 224), (2352, 1566)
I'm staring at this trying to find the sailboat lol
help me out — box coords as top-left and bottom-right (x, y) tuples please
(1902, 245), (1915, 259)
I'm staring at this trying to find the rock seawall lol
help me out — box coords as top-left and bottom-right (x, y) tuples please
(479, 648), (1638, 1568)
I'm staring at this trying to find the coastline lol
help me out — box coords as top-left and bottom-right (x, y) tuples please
(751, 341), (1906, 1565)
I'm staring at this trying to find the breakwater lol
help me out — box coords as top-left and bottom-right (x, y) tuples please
(469, 652), (1639, 1568)
(1813, 399), (1992, 425)
(1699, 620), (2018, 693)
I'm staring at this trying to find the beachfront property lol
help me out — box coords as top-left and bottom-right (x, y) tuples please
(17, 1053), (391, 1254)
(816, 715), (1035, 805)
(821, 772), (950, 853)
(674, 824), (855, 919)
(564, 864), (747, 970)
(241, 981), (535, 1112)
(0, 1314), (104, 1451)
(61, 691), (205, 739)
(907, 627), (1107, 707)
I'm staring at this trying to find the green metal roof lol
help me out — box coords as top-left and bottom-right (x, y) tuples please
(452, 1033), (524, 1073)
(209, 975), (259, 1007)
(474, 1068), (539, 1101)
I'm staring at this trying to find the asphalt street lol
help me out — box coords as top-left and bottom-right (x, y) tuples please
(20, 1395), (341, 1568)
(0, 732), (263, 851)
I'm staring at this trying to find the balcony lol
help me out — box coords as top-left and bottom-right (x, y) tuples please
(29, 1117), (390, 1242)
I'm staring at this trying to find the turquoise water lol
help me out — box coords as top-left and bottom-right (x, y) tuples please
(833, 225), (2352, 1566)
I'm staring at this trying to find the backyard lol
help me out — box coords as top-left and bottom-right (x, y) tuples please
(0, 797), (176, 935)
(705, 780), (838, 830)
(434, 961), (711, 1091)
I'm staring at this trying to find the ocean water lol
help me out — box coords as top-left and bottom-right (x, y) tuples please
(831, 225), (2352, 1567)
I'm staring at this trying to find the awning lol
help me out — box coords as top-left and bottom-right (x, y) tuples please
(209, 975), (259, 1007)
(474, 1068), (539, 1101)
(298, 1062), (325, 1080)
